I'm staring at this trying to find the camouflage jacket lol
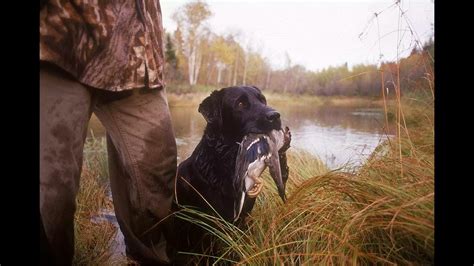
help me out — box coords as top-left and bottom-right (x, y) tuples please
(40, 0), (165, 91)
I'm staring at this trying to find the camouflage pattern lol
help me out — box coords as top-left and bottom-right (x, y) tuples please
(40, 0), (165, 91)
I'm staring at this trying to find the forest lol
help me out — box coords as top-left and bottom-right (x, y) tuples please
(163, 1), (434, 96)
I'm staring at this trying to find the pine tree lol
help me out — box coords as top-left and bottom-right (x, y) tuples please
(165, 33), (178, 70)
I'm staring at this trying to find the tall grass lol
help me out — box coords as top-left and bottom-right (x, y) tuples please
(175, 91), (434, 265)
(73, 135), (132, 265)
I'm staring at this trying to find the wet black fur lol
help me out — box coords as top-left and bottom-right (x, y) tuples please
(172, 86), (282, 261)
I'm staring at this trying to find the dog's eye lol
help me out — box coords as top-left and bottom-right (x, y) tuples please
(238, 101), (246, 108)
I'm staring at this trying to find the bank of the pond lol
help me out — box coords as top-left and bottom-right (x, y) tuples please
(166, 91), (387, 108)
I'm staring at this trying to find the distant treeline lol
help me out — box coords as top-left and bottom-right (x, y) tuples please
(164, 1), (434, 96)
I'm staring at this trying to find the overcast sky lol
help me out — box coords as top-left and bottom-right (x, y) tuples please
(161, 0), (434, 72)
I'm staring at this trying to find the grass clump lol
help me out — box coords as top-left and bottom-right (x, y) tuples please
(73, 136), (132, 265)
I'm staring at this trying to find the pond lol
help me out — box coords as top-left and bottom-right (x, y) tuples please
(88, 102), (393, 170)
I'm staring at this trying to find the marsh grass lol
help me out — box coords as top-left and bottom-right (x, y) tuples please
(73, 135), (133, 265)
(174, 90), (434, 265)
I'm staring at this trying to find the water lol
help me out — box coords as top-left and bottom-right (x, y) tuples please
(88, 104), (391, 169)
(168, 104), (392, 169)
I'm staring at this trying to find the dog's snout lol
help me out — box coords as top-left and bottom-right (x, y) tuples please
(266, 111), (280, 121)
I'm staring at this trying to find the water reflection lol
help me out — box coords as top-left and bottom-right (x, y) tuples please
(274, 104), (392, 168)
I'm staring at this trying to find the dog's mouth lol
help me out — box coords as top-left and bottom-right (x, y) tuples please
(243, 116), (282, 136)
(246, 126), (282, 136)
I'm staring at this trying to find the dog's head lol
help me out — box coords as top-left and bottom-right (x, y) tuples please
(199, 86), (281, 141)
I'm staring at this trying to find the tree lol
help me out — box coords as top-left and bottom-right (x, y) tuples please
(283, 52), (292, 93)
(164, 33), (180, 82)
(163, 2), (431, 97)
(226, 33), (244, 86)
(172, 1), (212, 86)
(245, 52), (265, 87)
(210, 36), (235, 86)
(242, 45), (251, 85)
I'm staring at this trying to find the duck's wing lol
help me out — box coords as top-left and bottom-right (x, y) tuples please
(233, 135), (270, 221)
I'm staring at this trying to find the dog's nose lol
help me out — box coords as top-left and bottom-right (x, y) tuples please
(266, 111), (280, 121)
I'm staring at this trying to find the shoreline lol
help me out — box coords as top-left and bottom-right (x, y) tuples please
(166, 91), (390, 108)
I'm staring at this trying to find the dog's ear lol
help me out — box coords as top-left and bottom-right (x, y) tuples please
(199, 90), (224, 126)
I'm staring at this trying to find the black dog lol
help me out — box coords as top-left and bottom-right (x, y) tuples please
(172, 86), (290, 260)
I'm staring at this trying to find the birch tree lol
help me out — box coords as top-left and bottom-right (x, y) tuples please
(172, 1), (212, 86)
